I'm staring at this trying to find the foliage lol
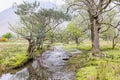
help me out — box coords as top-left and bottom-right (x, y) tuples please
(0, 40), (47, 74)
(0, 37), (8, 42)
(76, 66), (97, 80)
(65, 16), (86, 45)
(46, 30), (55, 44)
(0, 40), (28, 74)
(64, 40), (120, 80)
(65, 0), (120, 54)
(10, 1), (70, 58)
(2, 32), (12, 40)
(63, 40), (91, 51)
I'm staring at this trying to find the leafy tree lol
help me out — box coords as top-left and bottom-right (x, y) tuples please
(46, 30), (55, 44)
(62, 29), (71, 44)
(10, 1), (70, 58)
(100, 10), (119, 49)
(2, 32), (12, 40)
(54, 27), (64, 42)
(66, 0), (119, 56)
(66, 22), (84, 45)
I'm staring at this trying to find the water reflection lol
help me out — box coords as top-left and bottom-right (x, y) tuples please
(0, 46), (76, 80)
(27, 60), (52, 80)
(5, 59), (52, 80)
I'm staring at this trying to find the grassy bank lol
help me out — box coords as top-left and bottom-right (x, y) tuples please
(0, 40), (46, 75)
(63, 40), (120, 80)
(0, 40), (28, 75)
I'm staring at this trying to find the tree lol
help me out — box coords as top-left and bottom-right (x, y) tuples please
(2, 32), (12, 40)
(46, 30), (55, 44)
(54, 27), (65, 43)
(66, 0), (114, 56)
(10, 1), (70, 58)
(62, 28), (71, 44)
(66, 22), (84, 46)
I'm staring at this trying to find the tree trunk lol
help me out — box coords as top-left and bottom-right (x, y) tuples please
(66, 40), (69, 44)
(112, 39), (115, 49)
(90, 17), (101, 55)
(50, 37), (54, 44)
(27, 40), (35, 58)
(75, 37), (79, 46)
(27, 64), (38, 80)
(112, 37), (117, 49)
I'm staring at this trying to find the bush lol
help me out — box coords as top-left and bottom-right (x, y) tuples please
(0, 37), (8, 42)
(2, 32), (12, 40)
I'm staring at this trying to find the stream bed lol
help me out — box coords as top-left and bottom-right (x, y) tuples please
(0, 45), (81, 80)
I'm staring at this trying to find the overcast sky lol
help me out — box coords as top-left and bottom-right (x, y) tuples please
(0, 0), (65, 36)
(0, 0), (65, 12)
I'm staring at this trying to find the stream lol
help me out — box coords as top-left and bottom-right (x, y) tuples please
(0, 45), (81, 80)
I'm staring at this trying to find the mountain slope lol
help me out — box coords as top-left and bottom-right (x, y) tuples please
(0, 7), (18, 35)
(0, 1), (59, 36)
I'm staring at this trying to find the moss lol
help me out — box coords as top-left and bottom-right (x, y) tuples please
(0, 41), (28, 74)
(76, 66), (97, 80)
(64, 40), (120, 80)
(76, 59), (120, 80)
(2, 51), (28, 69)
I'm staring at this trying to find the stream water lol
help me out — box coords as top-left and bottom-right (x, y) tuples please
(0, 45), (81, 80)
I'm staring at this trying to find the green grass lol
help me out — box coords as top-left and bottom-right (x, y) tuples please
(0, 40), (28, 74)
(52, 42), (63, 46)
(0, 40), (48, 75)
(76, 66), (97, 80)
(63, 40), (92, 51)
(63, 40), (120, 80)
(76, 61), (120, 80)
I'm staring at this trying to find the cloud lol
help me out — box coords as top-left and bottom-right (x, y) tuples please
(0, 0), (24, 12)
(38, 0), (65, 5)
(0, 0), (64, 12)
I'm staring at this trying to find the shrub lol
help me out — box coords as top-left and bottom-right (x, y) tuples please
(2, 32), (12, 40)
(0, 37), (8, 42)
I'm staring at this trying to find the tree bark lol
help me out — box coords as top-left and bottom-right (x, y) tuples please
(90, 16), (101, 55)
(27, 40), (35, 58)
(112, 37), (118, 49)
(75, 37), (79, 46)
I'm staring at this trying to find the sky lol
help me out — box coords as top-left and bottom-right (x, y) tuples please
(0, 0), (65, 36)
(0, 0), (65, 12)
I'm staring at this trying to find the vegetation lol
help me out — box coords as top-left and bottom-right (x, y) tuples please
(0, 40), (27, 74)
(0, 40), (46, 75)
(10, 1), (70, 59)
(1, 0), (120, 80)
(0, 37), (8, 42)
(63, 40), (120, 80)
(66, 21), (84, 45)
(2, 32), (12, 40)
(65, 0), (120, 56)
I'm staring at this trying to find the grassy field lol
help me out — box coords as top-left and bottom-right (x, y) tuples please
(63, 40), (120, 80)
(0, 40), (28, 75)
(1, 39), (120, 80)
(0, 40), (48, 75)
